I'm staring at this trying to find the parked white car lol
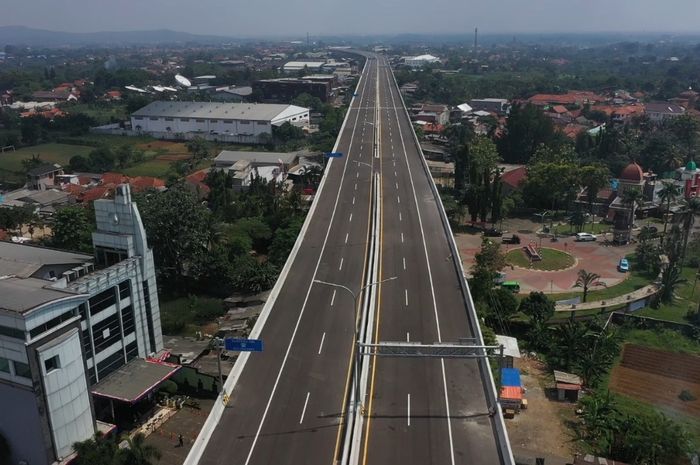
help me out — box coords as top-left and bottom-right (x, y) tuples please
(575, 232), (597, 242)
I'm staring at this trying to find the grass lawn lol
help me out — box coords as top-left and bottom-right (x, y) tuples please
(506, 247), (575, 271)
(0, 143), (93, 173)
(159, 295), (225, 336)
(636, 266), (699, 324)
(553, 273), (651, 303)
(122, 159), (174, 177)
(553, 221), (612, 236)
(68, 103), (128, 125)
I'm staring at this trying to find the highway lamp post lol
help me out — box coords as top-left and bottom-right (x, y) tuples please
(313, 276), (397, 414)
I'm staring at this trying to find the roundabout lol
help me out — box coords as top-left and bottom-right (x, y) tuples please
(505, 246), (576, 271)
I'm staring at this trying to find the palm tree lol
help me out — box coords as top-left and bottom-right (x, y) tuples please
(117, 433), (161, 465)
(621, 187), (643, 243)
(553, 320), (589, 371)
(659, 264), (687, 303)
(681, 196), (700, 262)
(574, 269), (602, 303)
(658, 181), (682, 241)
(72, 431), (118, 465)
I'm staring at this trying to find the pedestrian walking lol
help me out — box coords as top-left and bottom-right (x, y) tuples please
(178, 433), (184, 447)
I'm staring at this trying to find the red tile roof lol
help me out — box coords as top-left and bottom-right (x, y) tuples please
(529, 91), (605, 106)
(501, 166), (527, 189)
(129, 176), (166, 192)
(101, 172), (128, 185)
(82, 186), (111, 202)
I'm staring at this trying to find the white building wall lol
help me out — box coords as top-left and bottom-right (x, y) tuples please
(37, 328), (94, 460)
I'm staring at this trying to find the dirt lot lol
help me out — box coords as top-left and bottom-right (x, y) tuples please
(610, 344), (700, 416)
(506, 356), (577, 461)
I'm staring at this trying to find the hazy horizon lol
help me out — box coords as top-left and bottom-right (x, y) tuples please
(2, 0), (700, 38)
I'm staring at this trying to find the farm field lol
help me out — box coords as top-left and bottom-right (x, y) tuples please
(609, 343), (700, 417)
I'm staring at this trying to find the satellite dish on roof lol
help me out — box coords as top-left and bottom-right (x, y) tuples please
(175, 74), (192, 87)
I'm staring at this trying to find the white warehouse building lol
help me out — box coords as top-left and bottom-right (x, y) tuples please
(130, 101), (310, 144)
(0, 184), (166, 465)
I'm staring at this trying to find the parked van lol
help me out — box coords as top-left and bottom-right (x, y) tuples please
(500, 281), (521, 293)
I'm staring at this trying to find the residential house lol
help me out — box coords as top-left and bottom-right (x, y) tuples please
(27, 163), (64, 190)
(31, 90), (79, 103)
(411, 104), (450, 125)
(645, 101), (686, 123)
(468, 98), (510, 115)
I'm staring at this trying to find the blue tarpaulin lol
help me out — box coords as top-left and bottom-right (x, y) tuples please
(501, 368), (522, 387)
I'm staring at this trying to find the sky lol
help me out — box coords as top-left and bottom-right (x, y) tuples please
(2, 0), (700, 37)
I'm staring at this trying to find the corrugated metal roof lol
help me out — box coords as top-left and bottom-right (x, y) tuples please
(501, 368), (522, 387)
(131, 101), (307, 122)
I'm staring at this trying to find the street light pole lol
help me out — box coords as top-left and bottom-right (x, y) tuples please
(314, 276), (397, 413)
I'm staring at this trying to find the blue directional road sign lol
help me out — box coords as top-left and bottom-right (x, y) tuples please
(324, 152), (343, 158)
(224, 338), (264, 352)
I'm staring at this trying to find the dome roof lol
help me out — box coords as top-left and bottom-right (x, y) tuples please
(620, 162), (643, 182)
(686, 160), (697, 172)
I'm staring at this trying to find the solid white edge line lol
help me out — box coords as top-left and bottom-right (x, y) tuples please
(407, 393), (411, 427)
(388, 60), (514, 464)
(300, 392), (311, 424)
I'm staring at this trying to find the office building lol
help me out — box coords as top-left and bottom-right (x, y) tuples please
(0, 184), (163, 465)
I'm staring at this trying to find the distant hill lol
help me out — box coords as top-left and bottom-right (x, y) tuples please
(0, 26), (232, 48)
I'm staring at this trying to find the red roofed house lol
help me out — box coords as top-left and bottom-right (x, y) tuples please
(528, 91), (604, 107)
(81, 186), (111, 203)
(128, 176), (166, 192)
(500, 165), (527, 196)
(105, 91), (122, 101)
(101, 172), (129, 185)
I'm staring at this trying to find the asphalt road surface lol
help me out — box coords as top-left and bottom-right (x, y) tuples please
(197, 54), (509, 465)
(359, 56), (505, 465)
(198, 57), (379, 465)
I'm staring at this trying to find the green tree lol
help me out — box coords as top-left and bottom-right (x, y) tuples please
(268, 217), (304, 267)
(185, 136), (210, 161)
(658, 263), (686, 303)
(621, 187), (643, 243)
(117, 433), (161, 465)
(51, 206), (94, 252)
(21, 153), (44, 174)
(232, 255), (278, 294)
(497, 103), (562, 164)
(136, 187), (212, 288)
(20, 116), (42, 145)
(518, 291), (555, 325)
(72, 431), (118, 465)
(87, 146), (117, 172)
(551, 320), (590, 371)
(579, 163), (610, 218)
(658, 180), (681, 239)
(574, 269), (602, 303)
(680, 196), (700, 262)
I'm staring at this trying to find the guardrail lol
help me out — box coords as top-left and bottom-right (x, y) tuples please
(388, 61), (515, 465)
